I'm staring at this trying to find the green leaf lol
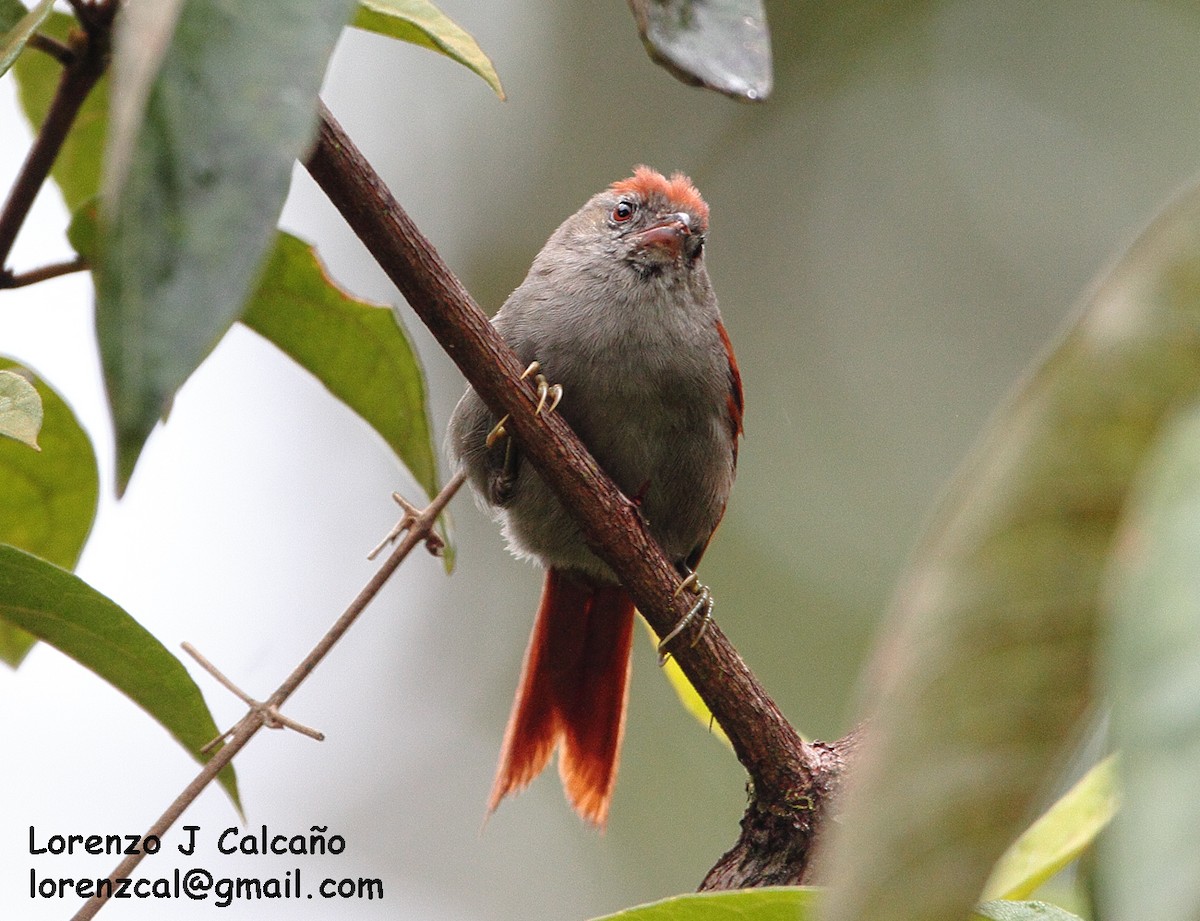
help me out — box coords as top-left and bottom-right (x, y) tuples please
(589, 886), (819, 920)
(0, 544), (239, 807)
(0, 0), (54, 77)
(96, 0), (357, 492)
(69, 211), (450, 559)
(65, 197), (98, 257)
(628, 0), (772, 101)
(0, 0), (26, 32)
(1103, 403), (1200, 920)
(0, 360), (98, 667)
(0, 367), (43, 449)
(241, 232), (440, 502)
(0, 364), (99, 566)
(973, 901), (1085, 921)
(352, 0), (504, 99)
(818, 179), (1200, 921)
(11, 11), (108, 212)
(983, 755), (1118, 900)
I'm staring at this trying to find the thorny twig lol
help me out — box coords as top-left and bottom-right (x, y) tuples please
(69, 473), (464, 921)
(181, 642), (326, 749)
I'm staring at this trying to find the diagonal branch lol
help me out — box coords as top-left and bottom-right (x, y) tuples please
(69, 473), (465, 921)
(0, 11), (111, 270)
(305, 102), (855, 885)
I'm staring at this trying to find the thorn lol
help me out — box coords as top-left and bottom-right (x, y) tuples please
(369, 492), (445, 559)
(182, 642), (325, 751)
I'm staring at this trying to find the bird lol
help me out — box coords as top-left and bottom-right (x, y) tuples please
(447, 166), (742, 827)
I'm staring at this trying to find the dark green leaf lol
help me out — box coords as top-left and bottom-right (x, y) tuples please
(0, 0), (27, 32)
(819, 179), (1200, 921)
(0, 0), (54, 77)
(95, 0), (357, 491)
(589, 886), (818, 920)
(69, 211), (449, 558)
(0, 360), (98, 667)
(241, 232), (440, 502)
(973, 901), (1085, 921)
(0, 544), (239, 806)
(0, 367), (42, 449)
(11, 11), (108, 212)
(1104, 404), (1200, 920)
(353, 0), (504, 99)
(628, 0), (772, 101)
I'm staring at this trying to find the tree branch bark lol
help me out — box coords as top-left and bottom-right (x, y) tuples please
(0, 255), (88, 288)
(305, 102), (858, 886)
(0, 12), (110, 269)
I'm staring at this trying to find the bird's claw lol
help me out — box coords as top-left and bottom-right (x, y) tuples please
(535, 378), (563, 416)
(523, 360), (562, 417)
(485, 414), (510, 448)
(484, 361), (563, 448)
(673, 571), (699, 597)
(658, 572), (714, 665)
(519, 361), (541, 380)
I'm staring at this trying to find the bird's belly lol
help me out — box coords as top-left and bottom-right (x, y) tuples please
(500, 388), (732, 581)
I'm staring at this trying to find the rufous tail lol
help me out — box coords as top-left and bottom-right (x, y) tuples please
(487, 568), (636, 828)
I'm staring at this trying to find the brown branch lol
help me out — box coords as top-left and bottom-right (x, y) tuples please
(701, 724), (866, 888)
(69, 473), (465, 921)
(65, 0), (101, 33)
(305, 103), (856, 885)
(0, 255), (89, 288)
(27, 32), (75, 66)
(0, 10), (111, 271)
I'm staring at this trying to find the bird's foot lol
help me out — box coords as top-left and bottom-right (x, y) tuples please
(523, 360), (563, 416)
(485, 361), (563, 447)
(658, 569), (714, 665)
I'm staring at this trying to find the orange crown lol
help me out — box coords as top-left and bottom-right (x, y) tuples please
(610, 165), (709, 228)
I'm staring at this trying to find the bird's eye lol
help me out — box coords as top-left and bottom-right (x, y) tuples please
(611, 200), (637, 223)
